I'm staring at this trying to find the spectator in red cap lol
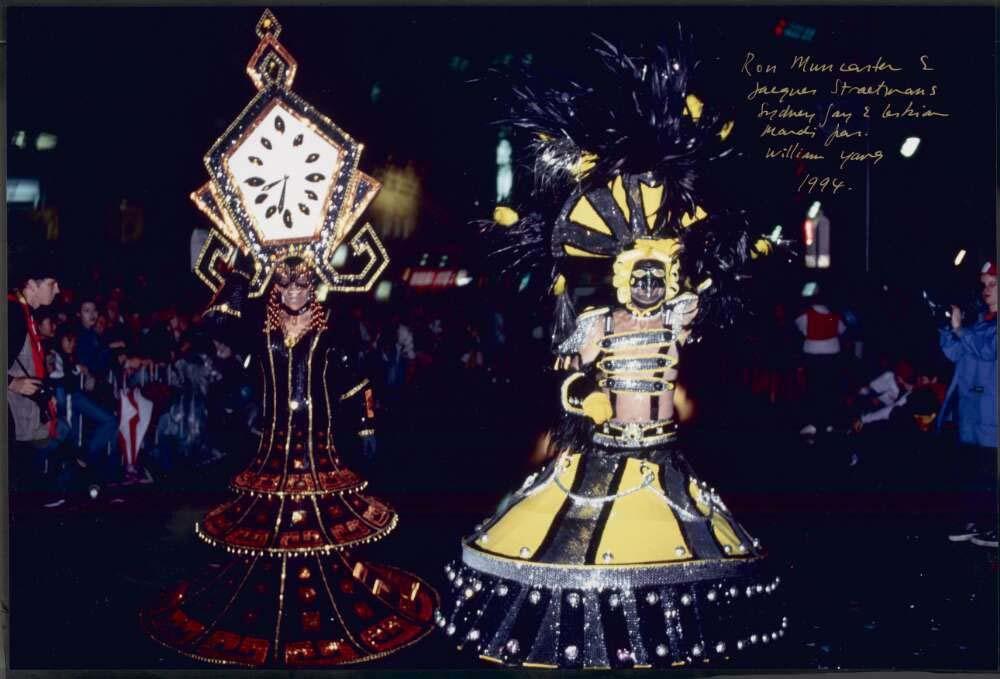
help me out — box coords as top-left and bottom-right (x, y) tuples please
(942, 260), (997, 547)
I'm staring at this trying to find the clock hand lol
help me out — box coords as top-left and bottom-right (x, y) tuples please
(277, 176), (288, 213)
(262, 177), (284, 191)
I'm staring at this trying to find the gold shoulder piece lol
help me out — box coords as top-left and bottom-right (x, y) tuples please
(578, 306), (611, 319)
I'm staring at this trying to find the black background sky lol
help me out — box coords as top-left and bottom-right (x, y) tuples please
(7, 5), (996, 296)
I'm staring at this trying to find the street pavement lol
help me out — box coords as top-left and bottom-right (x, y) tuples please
(9, 373), (998, 671)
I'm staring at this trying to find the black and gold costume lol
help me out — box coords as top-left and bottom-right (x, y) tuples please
(141, 12), (435, 667)
(143, 273), (436, 667)
(437, 35), (786, 669)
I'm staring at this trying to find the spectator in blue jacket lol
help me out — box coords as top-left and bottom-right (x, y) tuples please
(942, 261), (997, 547)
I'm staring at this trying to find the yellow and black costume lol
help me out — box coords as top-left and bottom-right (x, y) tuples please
(436, 35), (785, 669)
(141, 12), (436, 667)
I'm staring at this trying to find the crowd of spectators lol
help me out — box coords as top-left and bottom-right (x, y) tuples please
(10, 258), (995, 540)
(9, 265), (257, 506)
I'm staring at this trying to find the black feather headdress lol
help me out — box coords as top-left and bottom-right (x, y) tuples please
(483, 30), (775, 345)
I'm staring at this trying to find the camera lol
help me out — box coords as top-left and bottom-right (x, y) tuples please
(25, 378), (59, 423)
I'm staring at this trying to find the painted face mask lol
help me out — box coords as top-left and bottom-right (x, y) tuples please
(629, 260), (668, 310)
(612, 239), (682, 316)
(272, 260), (316, 314)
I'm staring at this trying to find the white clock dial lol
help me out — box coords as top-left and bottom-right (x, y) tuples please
(227, 101), (340, 244)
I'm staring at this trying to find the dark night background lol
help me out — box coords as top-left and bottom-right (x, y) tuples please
(7, 5), (996, 291)
(5, 4), (998, 672)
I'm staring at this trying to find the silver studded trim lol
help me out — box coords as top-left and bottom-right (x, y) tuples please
(592, 429), (678, 449)
(599, 356), (674, 373)
(599, 329), (673, 350)
(558, 308), (608, 355)
(598, 377), (672, 394)
(460, 544), (764, 590)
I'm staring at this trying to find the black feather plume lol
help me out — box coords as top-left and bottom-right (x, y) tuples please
(508, 28), (735, 233)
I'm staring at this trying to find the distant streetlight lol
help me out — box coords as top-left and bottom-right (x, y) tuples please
(375, 280), (392, 302)
(35, 132), (57, 151)
(900, 137), (921, 158)
(496, 137), (513, 202)
(954, 249), (967, 266)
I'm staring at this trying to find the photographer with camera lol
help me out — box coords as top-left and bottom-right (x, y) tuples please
(8, 258), (72, 507)
(942, 261), (998, 547)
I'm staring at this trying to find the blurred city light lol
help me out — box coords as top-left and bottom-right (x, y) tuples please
(900, 137), (921, 158)
(807, 201), (821, 219)
(802, 281), (818, 297)
(954, 249), (967, 266)
(11, 130), (27, 149)
(496, 137), (513, 202)
(774, 18), (815, 41)
(769, 225), (783, 241)
(371, 163), (420, 239)
(455, 269), (473, 287)
(6, 178), (41, 208)
(449, 55), (470, 72)
(35, 132), (57, 151)
(375, 280), (392, 302)
(803, 218), (815, 246)
(331, 244), (349, 268)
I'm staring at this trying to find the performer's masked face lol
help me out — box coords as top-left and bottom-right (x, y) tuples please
(273, 261), (315, 313)
(629, 259), (667, 310)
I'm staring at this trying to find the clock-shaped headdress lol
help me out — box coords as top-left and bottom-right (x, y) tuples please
(193, 10), (388, 298)
(486, 33), (776, 345)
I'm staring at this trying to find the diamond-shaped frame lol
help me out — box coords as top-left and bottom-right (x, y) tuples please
(246, 35), (298, 91)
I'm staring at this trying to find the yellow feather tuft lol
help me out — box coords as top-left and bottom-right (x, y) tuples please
(551, 274), (567, 296)
(684, 93), (704, 122)
(493, 206), (520, 227)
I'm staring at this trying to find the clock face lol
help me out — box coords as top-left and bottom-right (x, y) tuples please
(226, 101), (340, 244)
